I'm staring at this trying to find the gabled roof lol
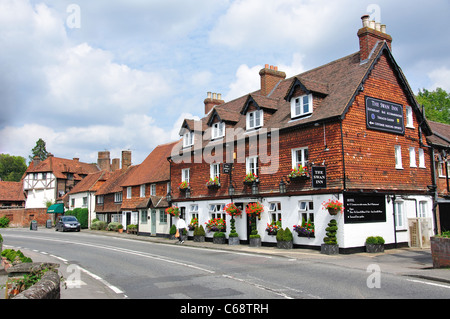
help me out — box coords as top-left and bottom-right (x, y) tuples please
(0, 181), (25, 202)
(67, 170), (109, 195)
(121, 141), (178, 187)
(427, 121), (450, 149)
(95, 165), (139, 196)
(24, 156), (99, 180)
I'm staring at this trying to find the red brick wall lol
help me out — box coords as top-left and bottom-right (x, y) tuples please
(0, 208), (49, 227)
(431, 237), (450, 268)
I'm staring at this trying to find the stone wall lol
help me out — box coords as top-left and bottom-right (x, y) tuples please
(431, 236), (450, 268)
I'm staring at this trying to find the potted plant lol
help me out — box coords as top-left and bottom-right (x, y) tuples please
(117, 224), (123, 233)
(169, 224), (177, 239)
(321, 219), (339, 255)
(188, 217), (198, 231)
(265, 220), (281, 236)
(205, 218), (226, 233)
(246, 202), (263, 247)
(225, 203), (242, 246)
(193, 225), (206, 242)
(243, 172), (258, 185)
(276, 227), (293, 249)
(322, 199), (344, 215)
(213, 231), (226, 244)
(206, 176), (220, 189)
(165, 206), (180, 218)
(288, 164), (310, 180)
(293, 218), (315, 238)
(365, 236), (385, 253)
(179, 181), (190, 191)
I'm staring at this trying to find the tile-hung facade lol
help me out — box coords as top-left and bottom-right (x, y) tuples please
(167, 15), (437, 253)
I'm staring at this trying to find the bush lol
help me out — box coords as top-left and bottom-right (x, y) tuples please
(213, 231), (226, 238)
(276, 227), (294, 242)
(107, 222), (122, 231)
(90, 220), (107, 230)
(1, 249), (33, 263)
(366, 236), (385, 245)
(169, 224), (177, 235)
(0, 216), (10, 228)
(194, 225), (206, 236)
(77, 208), (88, 229)
(323, 219), (338, 245)
(276, 228), (285, 242)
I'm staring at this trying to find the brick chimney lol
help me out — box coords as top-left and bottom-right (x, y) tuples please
(259, 65), (286, 96)
(97, 151), (111, 171)
(358, 14), (392, 62)
(204, 92), (225, 115)
(122, 150), (132, 170)
(111, 158), (120, 171)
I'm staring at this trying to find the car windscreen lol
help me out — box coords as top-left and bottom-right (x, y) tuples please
(62, 216), (78, 222)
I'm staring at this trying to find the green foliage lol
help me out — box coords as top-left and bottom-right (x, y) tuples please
(193, 225), (206, 236)
(90, 220), (107, 230)
(438, 231), (450, 238)
(229, 217), (239, 237)
(416, 88), (450, 124)
(0, 154), (27, 182)
(0, 216), (10, 228)
(213, 231), (226, 238)
(107, 222), (122, 231)
(169, 224), (177, 235)
(66, 208), (88, 229)
(0, 233), (3, 243)
(276, 227), (293, 242)
(28, 138), (49, 164)
(1, 249), (33, 263)
(323, 219), (338, 245)
(366, 236), (385, 245)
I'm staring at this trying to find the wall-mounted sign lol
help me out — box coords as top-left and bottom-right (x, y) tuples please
(223, 163), (233, 174)
(311, 166), (326, 188)
(344, 193), (386, 224)
(366, 96), (404, 135)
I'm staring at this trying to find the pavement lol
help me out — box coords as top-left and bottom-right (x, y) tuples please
(1, 228), (449, 299)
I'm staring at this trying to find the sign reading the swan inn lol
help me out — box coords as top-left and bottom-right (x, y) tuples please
(344, 193), (386, 224)
(366, 96), (405, 135)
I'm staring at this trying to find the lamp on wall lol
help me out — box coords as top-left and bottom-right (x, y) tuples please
(166, 191), (172, 204)
(228, 184), (235, 196)
(252, 181), (259, 195)
(279, 179), (287, 194)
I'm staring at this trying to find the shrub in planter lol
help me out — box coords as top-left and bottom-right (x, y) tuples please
(169, 224), (177, 239)
(193, 225), (206, 242)
(90, 220), (107, 230)
(321, 219), (339, 255)
(0, 216), (10, 228)
(107, 222), (122, 231)
(213, 231), (226, 244)
(365, 236), (385, 253)
(276, 227), (294, 249)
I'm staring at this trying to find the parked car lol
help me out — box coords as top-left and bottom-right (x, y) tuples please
(55, 216), (81, 232)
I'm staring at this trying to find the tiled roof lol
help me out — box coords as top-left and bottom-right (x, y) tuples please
(24, 156), (99, 180)
(95, 165), (139, 196)
(67, 170), (109, 195)
(427, 121), (450, 148)
(0, 181), (25, 202)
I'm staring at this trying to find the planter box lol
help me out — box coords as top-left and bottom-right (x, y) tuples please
(249, 237), (261, 247)
(193, 235), (205, 242)
(228, 237), (240, 246)
(366, 244), (384, 253)
(431, 236), (450, 268)
(277, 241), (293, 249)
(213, 237), (226, 244)
(321, 244), (339, 255)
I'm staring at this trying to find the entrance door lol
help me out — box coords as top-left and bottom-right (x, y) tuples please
(151, 209), (157, 235)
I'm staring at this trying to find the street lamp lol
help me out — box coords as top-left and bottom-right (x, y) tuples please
(251, 181), (259, 195)
(279, 179), (286, 194)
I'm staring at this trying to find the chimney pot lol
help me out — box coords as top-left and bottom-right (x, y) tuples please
(212, 93), (217, 100)
(369, 20), (376, 29)
(375, 22), (381, 31)
(217, 93), (222, 100)
(265, 64), (269, 69)
(381, 24), (386, 33)
(207, 92), (212, 99)
(274, 66), (278, 71)
(361, 14), (370, 27)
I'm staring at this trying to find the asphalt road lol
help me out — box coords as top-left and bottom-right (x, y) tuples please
(1, 228), (449, 301)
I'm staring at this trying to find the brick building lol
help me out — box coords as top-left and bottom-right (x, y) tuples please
(167, 15), (437, 252)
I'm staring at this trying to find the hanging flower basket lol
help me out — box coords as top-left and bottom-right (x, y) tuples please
(179, 181), (190, 191)
(206, 177), (220, 189)
(165, 206), (180, 218)
(245, 202), (264, 218)
(243, 173), (259, 185)
(322, 199), (344, 215)
(288, 165), (310, 180)
(224, 203), (242, 218)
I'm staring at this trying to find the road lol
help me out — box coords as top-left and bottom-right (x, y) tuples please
(1, 228), (449, 301)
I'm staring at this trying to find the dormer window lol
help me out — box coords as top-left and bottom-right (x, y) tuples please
(246, 109), (263, 130)
(183, 131), (194, 148)
(291, 94), (312, 118)
(212, 122), (225, 139)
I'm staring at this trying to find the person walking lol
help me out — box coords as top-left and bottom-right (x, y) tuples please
(176, 216), (187, 244)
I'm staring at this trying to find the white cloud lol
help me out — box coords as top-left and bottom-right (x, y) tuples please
(428, 67), (450, 92)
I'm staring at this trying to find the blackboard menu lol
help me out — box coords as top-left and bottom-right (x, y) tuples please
(366, 96), (405, 135)
(344, 193), (386, 224)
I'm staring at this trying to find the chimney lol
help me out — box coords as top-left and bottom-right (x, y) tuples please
(97, 151), (111, 171)
(111, 158), (120, 171)
(73, 158), (79, 162)
(204, 92), (225, 115)
(259, 65), (286, 96)
(122, 150), (132, 170)
(358, 14), (392, 62)
(33, 156), (41, 167)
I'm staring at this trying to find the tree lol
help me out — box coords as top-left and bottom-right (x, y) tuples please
(0, 154), (27, 182)
(29, 138), (49, 163)
(416, 88), (450, 124)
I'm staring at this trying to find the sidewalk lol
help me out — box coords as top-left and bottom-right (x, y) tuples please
(1, 229), (449, 299)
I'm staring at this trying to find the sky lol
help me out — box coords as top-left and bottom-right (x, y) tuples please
(1, 0), (449, 166)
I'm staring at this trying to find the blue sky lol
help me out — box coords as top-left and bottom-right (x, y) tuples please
(1, 0), (449, 165)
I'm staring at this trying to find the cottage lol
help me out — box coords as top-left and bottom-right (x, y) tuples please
(167, 15), (437, 253)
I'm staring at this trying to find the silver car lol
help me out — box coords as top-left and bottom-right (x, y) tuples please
(55, 216), (81, 232)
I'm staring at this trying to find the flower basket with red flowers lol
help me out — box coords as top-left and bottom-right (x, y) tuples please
(245, 202), (264, 218)
(288, 164), (310, 180)
(179, 181), (190, 191)
(293, 218), (315, 238)
(165, 206), (180, 217)
(322, 199), (344, 215)
(188, 217), (198, 231)
(205, 218), (226, 232)
(243, 172), (258, 185)
(224, 203), (242, 217)
(206, 176), (220, 189)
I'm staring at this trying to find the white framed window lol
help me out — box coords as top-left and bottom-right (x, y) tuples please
(291, 94), (313, 118)
(140, 184), (146, 198)
(394, 200), (405, 230)
(406, 106), (414, 128)
(395, 146), (403, 169)
(212, 122), (225, 139)
(298, 201), (314, 225)
(292, 147), (309, 169)
(97, 195), (104, 205)
(140, 209), (148, 224)
(246, 109), (263, 130)
(150, 184), (156, 196)
(210, 163), (220, 179)
(209, 204), (225, 220)
(419, 201), (428, 218)
(114, 192), (122, 203)
(409, 147), (416, 168)
(189, 204), (199, 221)
(268, 202), (282, 225)
(246, 156), (258, 176)
(438, 161), (447, 178)
(82, 197), (87, 207)
(127, 187), (132, 199)
(183, 131), (194, 148)
(181, 168), (190, 183)
(419, 149), (426, 168)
